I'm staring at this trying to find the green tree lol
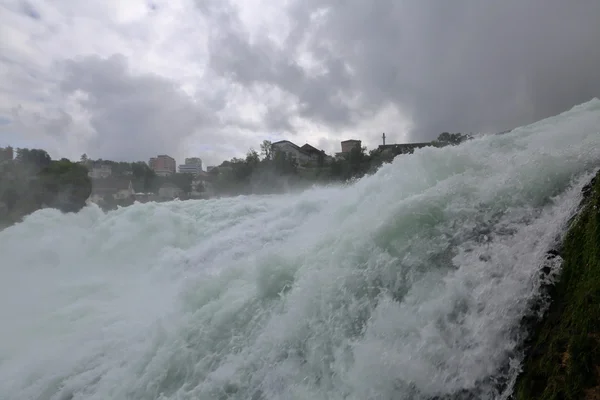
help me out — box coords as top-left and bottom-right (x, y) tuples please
(432, 132), (470, 147)
(316, 151), (325, 168)
(0, 162), (37, 223)
(16, 148), (52, 171)
(260, 140), (273, 160)
(273, 150), (297, 175)
(246, 149), (260, 167)
(1, 155), (92, 226)
(0, 146), (14, 163)
(38, 159), (92, 213)
(170, 173), (193, 195)
(131, 161), (156, 192)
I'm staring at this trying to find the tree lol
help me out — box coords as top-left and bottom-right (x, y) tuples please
(432, 132), (470, 147)
(169, 173), (193, 195)
(317, 151), (325, 168)
(16, 148), (52, 171)
(246, 149), (260, 166)
(0, 146), (14, 163)
(273, 150), (297, 175)
(1, 154), (93, 227)
(80, 153), (89, 164)
(131, 161), (156, 192)
(38, 159), (92, 213)
(260, 140), (273, 160)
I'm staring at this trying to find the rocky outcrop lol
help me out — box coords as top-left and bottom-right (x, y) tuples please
(515, 170), (600, 399)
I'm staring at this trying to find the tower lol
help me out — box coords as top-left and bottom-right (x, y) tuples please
(382, 132), (386, 146)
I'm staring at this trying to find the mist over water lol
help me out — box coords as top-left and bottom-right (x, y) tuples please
(1, 100), (600, 400)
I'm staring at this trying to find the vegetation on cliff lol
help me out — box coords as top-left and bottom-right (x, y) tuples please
(0, 132), (471, 226)
(209, 132), (471, 196)
(515, 171), (600, 400)
(0, 149), (91, 227)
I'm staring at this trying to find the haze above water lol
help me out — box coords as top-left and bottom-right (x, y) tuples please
(1, 99), (600, 399)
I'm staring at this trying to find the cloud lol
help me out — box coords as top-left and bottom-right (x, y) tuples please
(0, 0), (240, 166)
(201, 0), (600, 141)
(57, 54), (217, 162)
(1, 0), (599, 166)
(203, 1), (358, 131)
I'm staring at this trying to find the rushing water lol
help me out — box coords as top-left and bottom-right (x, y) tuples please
(1, 99), (600, 400)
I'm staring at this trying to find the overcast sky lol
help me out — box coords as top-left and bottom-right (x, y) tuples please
(1, 0), (599, 167)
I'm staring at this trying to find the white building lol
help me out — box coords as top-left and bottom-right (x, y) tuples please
(114, 181), (135, 200)
(88, 164), (112, 179)
(158, 182), (183, 199)
(271, 140), (317, 164)
(190, 171), (213, 198)
(178, 157), (203, 175)
(87, 179), (134, 204)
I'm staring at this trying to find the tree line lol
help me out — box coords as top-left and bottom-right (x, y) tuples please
(0, 148), (92, 227)
(0, 132), (470, 226)
(208, 132), (471, 196)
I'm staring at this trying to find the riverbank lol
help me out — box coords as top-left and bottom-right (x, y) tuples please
(515, 170), (600, 399)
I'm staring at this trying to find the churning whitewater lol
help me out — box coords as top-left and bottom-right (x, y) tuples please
(1, 100), (600, 400)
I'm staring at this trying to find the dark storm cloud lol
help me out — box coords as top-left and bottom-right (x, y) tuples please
(201, 0), (600, 140)
(59, 54), (219, 161)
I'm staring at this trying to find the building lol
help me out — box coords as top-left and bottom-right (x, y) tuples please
(341, 139), (362, 153)
(300, 143), (333, 164)
(149, 155), (176, 176)
(206, 166), (216, 172)
(158, 182), (183, 199)
(190, 171), (213, 198)
(87, 178), (134, 204)
(178, 157), (203, 175)
(88, 164), (112, 179)
(114, 180), (135, 200)
(0, 146), (13, 163)
(300, 143), (322, 157)
(377, 132), (431, 155)
(186, 157), (202, 169)
(271, 140), (326, 165)
(272, 140), (311, 163)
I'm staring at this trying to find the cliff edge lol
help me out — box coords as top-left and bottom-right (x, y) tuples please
(515, 171), (600, 399)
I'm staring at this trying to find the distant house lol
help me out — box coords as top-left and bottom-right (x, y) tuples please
(335, 139), (363, 158)
(158, 182), (183, 199)
(300, 143), (333, 163)
(341, 140), (362, 153)
(178, 157), (203, 175)
(190, 171), (214, 198)
(88, 163), (112, 179)
(114, 180), (135, 200)
(271, 140), (329, 165)
(149, 155), (176, 176)
(88, 181), (116, 204)
(88, 178), (134, 204)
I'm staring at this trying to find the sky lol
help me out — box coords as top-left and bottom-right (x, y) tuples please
(1, 0), (599, 167)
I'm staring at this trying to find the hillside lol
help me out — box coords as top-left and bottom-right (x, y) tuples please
(515, 170), (600, 399)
